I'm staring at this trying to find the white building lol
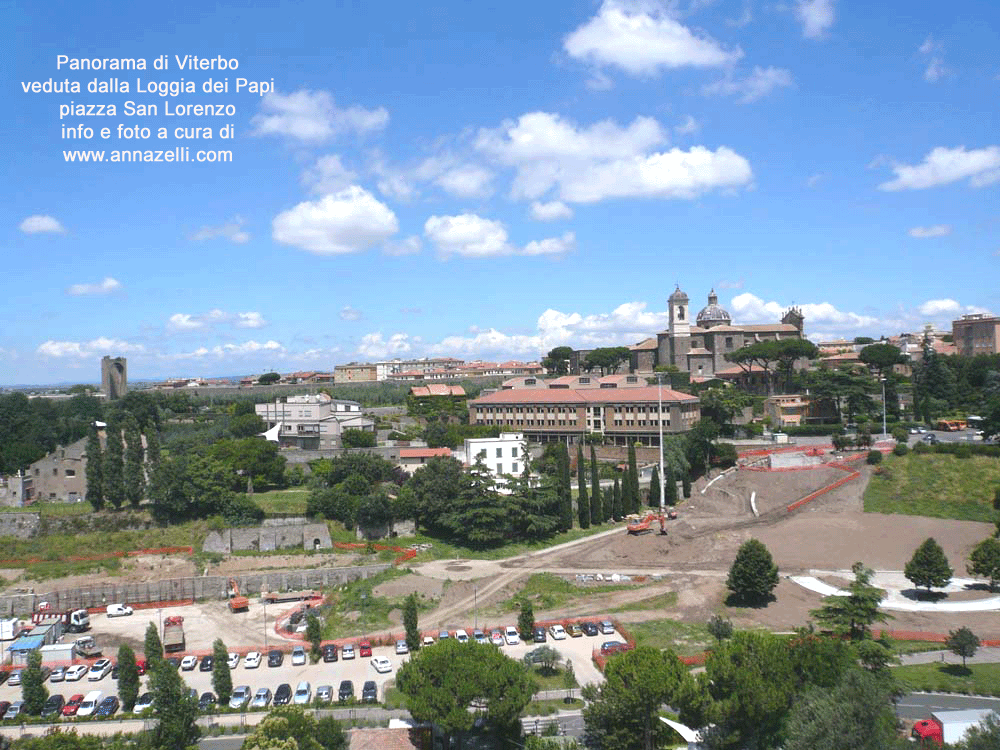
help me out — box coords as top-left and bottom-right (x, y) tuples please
(256, 393), (374, 450)
(456, 432), (527, 491)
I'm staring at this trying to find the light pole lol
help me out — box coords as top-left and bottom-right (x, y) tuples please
(657, 374), (666, 513)
(881, 377), (888, 440)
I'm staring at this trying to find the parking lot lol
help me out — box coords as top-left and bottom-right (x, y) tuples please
(0, 621), (616, 717)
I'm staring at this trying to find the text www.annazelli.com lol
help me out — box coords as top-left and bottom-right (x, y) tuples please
(62, 147), (233, 163)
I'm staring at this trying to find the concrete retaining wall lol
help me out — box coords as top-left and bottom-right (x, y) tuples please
(0, 512), (41, 539)
(0, 563), (391, 617)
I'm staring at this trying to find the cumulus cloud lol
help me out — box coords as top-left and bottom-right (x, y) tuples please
(19, 215), (66, 234)
(340, 306), (363, 321)
(357, 332), (415, 358)
(530, 200), (574, 221)
(189, 216), (250, 244)
(66, 277), (121, 296)
(434, 164), (495, 199)
(477, 111), (752, 203)
(272, 186), (399, 255)
(563, 0), (742, 76)
(878, 146), (1000, 191)
(372, 153), (494, 201)
(37, 338), (145, 358)
(918, 298), (962, 316)
(703, 66), (794, 103)
(251, 90), (388, 142)
(301, 155), (358, 195)
(179, 340), (285, 359)
(908, 224), (952, 238)
(424, 213), (575, 258)
(730, 292), (878, 330)
(794, 0), (835, 39)
(167, 309), (268, 332)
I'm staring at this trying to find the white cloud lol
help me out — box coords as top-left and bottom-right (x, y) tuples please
(794, 0), (835, 39)
(434, 164), (494, 199)
(563, 0), (742, 76)
(703, 66), (794, 103)
(251, 90), (388, 142)
(477, 111), (752, 203)
(167, 309), (268, 332)
(716, 278), (744, 290)
(357, 332), (415, 358)
(918, 298), (962, 316)
(272, 186), (399, 255)
(383, 235), (422, 256)
(674, 115), (700, 135)
(730, 292), (878, 330)
(530, 200), (574, 221)
(805, 173), (824, 188)
(908, 224), (952, 238)
(180, 340), (285, 359)
(340, 306), (363, 321)
(189, 216), (250, 244)
(301, 155), (357, 195)
(878, 146), (1000, 191)
(66, 277), (121, 296)
(19, 215), (66, 234)
(918, 36), (948, 83)
(424, 213), (574, 258)
(36, 337), (145, 358)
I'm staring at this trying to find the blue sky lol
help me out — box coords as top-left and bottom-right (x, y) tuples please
(4, 0), (998, 385)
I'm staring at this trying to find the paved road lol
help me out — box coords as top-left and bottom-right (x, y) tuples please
(896, 692), (1000, 721)
(901, 648), (1000, 666)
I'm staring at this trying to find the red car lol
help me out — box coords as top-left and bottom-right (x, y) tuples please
(358, 641), (372, 658)
(63, 694), (85, 716)
(136, 659), (148, 675)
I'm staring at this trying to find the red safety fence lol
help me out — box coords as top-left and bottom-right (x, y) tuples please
(0, 546), (194, 566)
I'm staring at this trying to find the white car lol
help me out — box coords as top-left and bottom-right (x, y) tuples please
(504, 626), (520, 645)
(106, 603), (133, 617)
(395, 639), (409, 654)
(422, 635), (435, 646)
(227, 653), (240, 669)
(8, 670), (22, 686)
(454, 629), (469, 643)
(370, 656), (392, 674)
(293, 681), (312, 705)
(50, 666), (67, 683)
(88, 659), (112, 681)
(244, 651), (262, 669)
(180, 655), (198, 671)
(549, 624), (567, 640)
(291, 646), (306, 666)
(342, 644), (355, 660)
(65, 664), (89, 682)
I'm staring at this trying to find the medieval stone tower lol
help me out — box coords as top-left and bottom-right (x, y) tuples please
(101, 356), (128, 400)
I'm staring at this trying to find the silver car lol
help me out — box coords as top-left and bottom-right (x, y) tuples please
(250, 688), (272, 709)
(293, 681), (312, 705)
(315, 685), (332, 703)
(229, 685), (252, 710)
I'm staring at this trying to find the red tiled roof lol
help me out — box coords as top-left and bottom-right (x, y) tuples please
(350, 728), (424, 750)
(410, 384), (466, 397)
(470, 385), (697, 405)
(400, 448), (453, 459)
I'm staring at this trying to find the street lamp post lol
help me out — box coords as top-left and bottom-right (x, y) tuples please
(881, 377), (888, 440)
(657, 374), (666, 513)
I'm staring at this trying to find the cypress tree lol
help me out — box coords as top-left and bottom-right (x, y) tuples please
(682, 473), (691, 499)
(404, 593), (420, 651)
(117, 644), (140, 711)
(648, 465), (661, 509)
(664, 462), (678, 506)
(144, 621), (163, 664)
(576, 445), (590, 529)
(589, 445), (602, 525)
(103, 416), (125, 510)
(124, 413), (145, 509)
(21, 649), (48, 715)
(612, 477), (622, 520)
(85, 424), (104, 511)
(145, 427), (161, 467)
(211, 638), (232, 705)
(627, 443), (639, 515)
(559, 443), (573, 531)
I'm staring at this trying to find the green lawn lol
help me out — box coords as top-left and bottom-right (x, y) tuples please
(863, 453), (1000, 522)
(892, 662), (1000, 696)
(523, 697), (584, 716)
(500, 573), (635, 612)
(627, 618), (714, 657)
(610, 591), (679, 612)
(317, 567), (410, 639)
(252, 488), (310, 515)
(528, 664), (578, 691)
(406, 523), (622, 562)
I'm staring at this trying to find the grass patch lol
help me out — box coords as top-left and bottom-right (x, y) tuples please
(628, 618), (713, 658)
(892, 662), (1000, 696)
(526, 664), (578, 692)
(890, 640), (950, 656)
(383, 686), (407, 710)
(863, 453), (1000, 522)
(523, 698), (584, 716)
(252, 489), (310, 516)
(501, 573), (634, 612)
(318, 567), (409, 639)
(406, 523), (620, 562)
(610, 591), (679, 613)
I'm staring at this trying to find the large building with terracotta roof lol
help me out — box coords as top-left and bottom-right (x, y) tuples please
(653, 287), (806, 379)
(467, 383), (699, 446)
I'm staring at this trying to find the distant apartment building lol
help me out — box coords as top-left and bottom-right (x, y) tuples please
(376, 358), (465, 381)
(468, 383), (700, 446)
(455, 432), (527, 490)
(953, 314), (1000, 357)
(256, 393), (374, 450)
(335, 363), (378, 383)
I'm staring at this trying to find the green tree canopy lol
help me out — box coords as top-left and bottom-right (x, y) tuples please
(243, 706), (330, 750)
(149, 656), (200, 749)
(967, 536), (1000, 591)
(21, 649), (49, 715)
(257, 372), (280, 384)
(117, 644), (140, 712)
(518, 597), (535, 640)
(726, 538), (779, 605)
(541, 346), (573, 376)
(582, 347), (630, 375)
(212, 638), (232, 704)
(145, 620), (164, 664)
(859, 343), (905, 377)
(945, 626), (980, 668)
(810, 562), (892, 640)
(904, 537), (953, 592)
(403, 593), (420, 651)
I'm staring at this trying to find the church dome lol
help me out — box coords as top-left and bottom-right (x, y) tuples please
(696, 290), (731, 328)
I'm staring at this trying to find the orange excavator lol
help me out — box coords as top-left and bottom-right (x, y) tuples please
(228, 578), (249, 613)
(626, 511), (676, 535)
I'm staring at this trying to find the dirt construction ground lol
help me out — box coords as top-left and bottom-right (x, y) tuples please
(10, 452), (1000, 656)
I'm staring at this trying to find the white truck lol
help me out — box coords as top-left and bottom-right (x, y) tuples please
(911, 709), (998, 744)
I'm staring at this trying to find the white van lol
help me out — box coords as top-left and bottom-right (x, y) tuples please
(78, 690), (103, 717)
(106, 603), (133, 617)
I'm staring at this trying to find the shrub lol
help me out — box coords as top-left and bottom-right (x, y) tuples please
(893, 443), (909, 457)
(867, 450), (883, 465)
